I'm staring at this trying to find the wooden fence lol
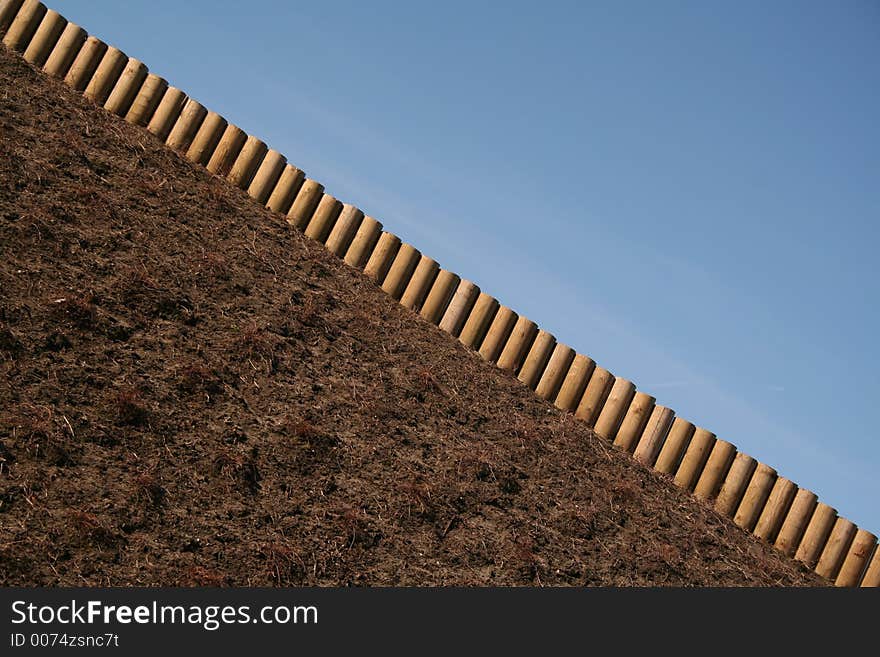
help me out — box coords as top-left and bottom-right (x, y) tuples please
(2, 0), (877, 586)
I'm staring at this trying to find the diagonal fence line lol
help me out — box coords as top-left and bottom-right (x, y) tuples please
(1, 0), (877, 586)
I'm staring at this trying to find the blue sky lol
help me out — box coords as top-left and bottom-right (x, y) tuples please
(53, 1), (880, 532)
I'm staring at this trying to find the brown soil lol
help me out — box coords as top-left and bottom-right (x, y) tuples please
(0, 47), (821, 586)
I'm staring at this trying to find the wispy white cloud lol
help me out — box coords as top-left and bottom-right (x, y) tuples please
(641, 380), (699, 389)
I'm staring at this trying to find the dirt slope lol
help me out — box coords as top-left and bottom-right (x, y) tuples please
(0, 48), (821, 586)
